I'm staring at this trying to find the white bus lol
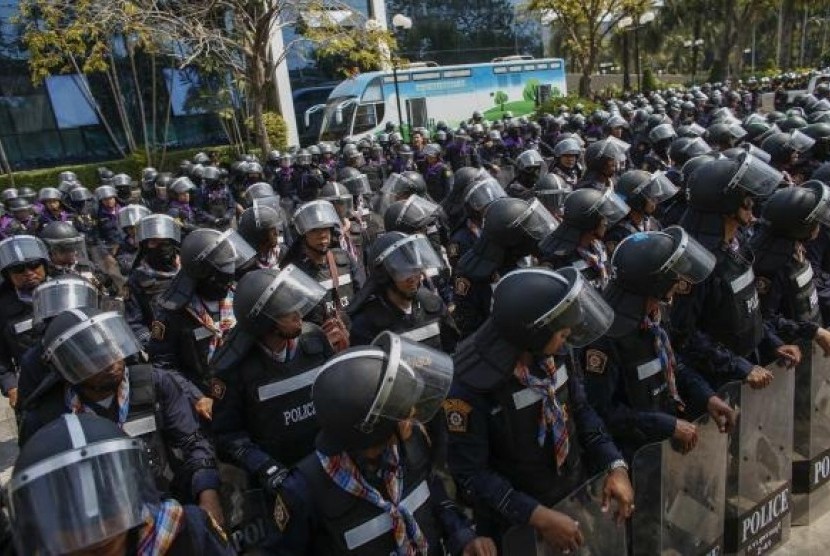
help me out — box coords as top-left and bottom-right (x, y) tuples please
(307, 55), (567, 143)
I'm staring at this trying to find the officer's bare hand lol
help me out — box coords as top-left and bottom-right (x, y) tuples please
(462, 536), (497, 556)
(602, 468), (635, 524)
(746, 366), (773, 389)
(707, 395), (736, 433)
(195, 397), (214, 421)
(672, 419), (698, 453)
(530, 506), (583, 553)
(7, 388), (18, 409)
(198, 489), (225, 529)
(776, 344), (802, 367)
(815, 328), (830, 357)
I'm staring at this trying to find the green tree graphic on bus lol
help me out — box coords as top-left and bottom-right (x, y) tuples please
(493, 90), (509, 111)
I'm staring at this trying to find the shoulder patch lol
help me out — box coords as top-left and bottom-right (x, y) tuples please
(675, 280), (692, 296)
(274, 493), (290, 532)
(443, 398), (472, 433)
(454, 277), (471, 296)
(150, 320), (166, 341)
(209, 378), (226, 400)
(755, 276), (771, 295)
(585, 349), (608, 374)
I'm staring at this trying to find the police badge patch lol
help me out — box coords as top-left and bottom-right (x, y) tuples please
(210, 378), (226, 400)
(443, 398), (472, 433)
(274, 494), (290, 532)
(150, 320), (166, 341)
(585, 349), (608, 374)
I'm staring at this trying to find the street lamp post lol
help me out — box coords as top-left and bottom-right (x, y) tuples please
(391, 13), (413, 137)
(684, 38), (704, 85)
(618, 11), (655, 92)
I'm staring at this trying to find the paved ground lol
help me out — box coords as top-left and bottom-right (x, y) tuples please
(0, 395), (827, 553)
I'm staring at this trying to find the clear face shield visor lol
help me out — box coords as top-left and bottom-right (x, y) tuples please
(374, 234), (445, 281)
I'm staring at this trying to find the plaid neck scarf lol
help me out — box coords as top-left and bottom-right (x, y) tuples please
(190, 291), (236, 362)
(513, 355), (570, 470)
(256, 247), (280, 269)
(577, 239), (609, 287)
(317, 438), (429, 555)
(66, 367), (131, 427)
(643, 308), (684, 410)
(138, 500), (185, 556)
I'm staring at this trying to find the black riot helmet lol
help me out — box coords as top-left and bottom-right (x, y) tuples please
(32, 278), (99, 328)
(686, 153), (781, 214)
(232, 265), (326, 336)
(533, 172), (571, 213)
(320, 182), (354, 215)
(585, 137), (630, 172)
(615, 170), (678, 213)
(668, 136), (713, 166)
(761, 130), (816, 165)
(18, 186), (35, 204)
(42, 307), (141, 384)
(8, 414), (158, 556)
(491, 267), (614, 351)
(397, 171), (428, 197)
(238, 205), (284, 248)
(40, 221), (88, 265)
(516, 149), (544, 173)
(337, 167), (372, 198)
(383, 195), (439, 234)
(312, 332), (453, 453)
(0, 235), (49, 276)
(801, 123), (830, 161)
(705, 122), (746, 149)
(116, 204), (151, 231)
(180, 228), (256, 281)
(367, 232), (445, 285)
(561, 188), (630, 231)
(482, 197), (558, 250)
(610, 227), (715, 299)
(761, 180), (830, 240)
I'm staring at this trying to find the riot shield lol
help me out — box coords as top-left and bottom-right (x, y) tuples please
(719, 361), (794, 555)
(501, 472), (627, 555)
(218, 462), (276, 554)
(630, 411), (728, 555)
(791, 343), (830, 524)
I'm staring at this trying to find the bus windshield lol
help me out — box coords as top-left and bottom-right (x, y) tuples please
(320, 96), (357, 141)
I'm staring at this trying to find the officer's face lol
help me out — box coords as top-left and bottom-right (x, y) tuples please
(45, 199), (61, 213)
(101, 197), (117, 209)
(543, 327), (571, 355)
(601, 158), (617, 177)
(560, 154), (577, 168)
(80, 360), (126, 398)
(7, 261), (45, 290)
(177, 192), (190, 204)
(610, 127), (623, 139)
(643, 198), (657, 215)
(271, 312), (303, 340)
(305, 228), (331, 253)
(265, 228), (280, 250)
(393, 273), (421, 299)
(736, 196), (754, 226)
(51, 245), (80, 266)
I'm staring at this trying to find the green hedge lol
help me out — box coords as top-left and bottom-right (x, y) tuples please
(0, 144), (240, 190)
(534, 95), (602, 120)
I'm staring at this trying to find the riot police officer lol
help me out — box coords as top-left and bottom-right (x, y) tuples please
(280, 200), (363, 350)
(550, 137), (583, 187)
(507, 149), (545, 200)
(446, 267), (634, 550)
(585, 229), (735, 457)
(198, 166), (235, 229)
(605, 170), (677, 253)
(115, 204), (152, 275)
(274, 334), (495, 555)
(8, 414), (233, 555)
(125, 214), (182, 345)
(348, 232), (457, 350)
(671, 154), (803, 390)
(447, 176), (507, 269)
(36, 187), (72, 227)
(642, 123), (677, 172)
(422, 143), (453, 202)
(238, 205), (285, 269)
(533, 172), (572, 221)
(750, 182), (830, 353)
(149, 228), (256, 395)
(211, 266), (332, 505)
(19, 308), (224, 523)
(577, 137), (629, 191)
(40, 220), (119, 298)
(0, 235), (49, 409)
(540, 188), (630, 288)
(453, 197), (557, 338)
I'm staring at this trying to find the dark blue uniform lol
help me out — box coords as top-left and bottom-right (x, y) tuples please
(445, 347), (622, 541)
(18, 362), (221, 502)
(274, 427), (478, 555)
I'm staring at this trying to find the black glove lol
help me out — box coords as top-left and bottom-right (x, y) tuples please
(257, 461), (289, 495)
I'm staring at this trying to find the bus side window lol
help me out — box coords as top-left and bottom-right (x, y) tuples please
(354, 103), (385, 134)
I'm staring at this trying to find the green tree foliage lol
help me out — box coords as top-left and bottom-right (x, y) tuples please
(522, 78), (541, 103)
(494, 90), (509, 110)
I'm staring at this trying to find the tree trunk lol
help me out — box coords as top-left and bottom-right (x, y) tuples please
(781, 0), (796, 69)
(250, 54), (271, 154)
